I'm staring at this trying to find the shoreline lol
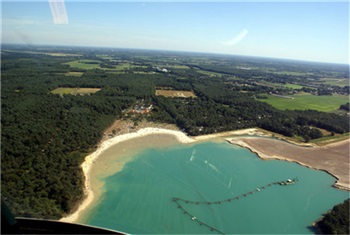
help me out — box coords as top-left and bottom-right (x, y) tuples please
(227, 138), (350, 191)
(59, 127), (349, 223)
(59, 128), (196, 223)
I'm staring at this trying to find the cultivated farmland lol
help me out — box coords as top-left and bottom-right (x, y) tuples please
(51, 87), (101, 96)
(258, 93), (349, 112)
(63, 60), (103, 70)
(156, 89), (197, 98)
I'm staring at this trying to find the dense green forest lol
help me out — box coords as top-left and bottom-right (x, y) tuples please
(316, 199), (349, 234)
(1, 45), (349, 219)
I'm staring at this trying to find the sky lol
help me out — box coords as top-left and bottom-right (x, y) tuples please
(1, 1), (349, 64)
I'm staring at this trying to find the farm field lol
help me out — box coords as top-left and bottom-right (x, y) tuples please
(195, 68), (225, 77)
(159, 64), (190, 69)
(96, 54), (114, 60)
(257, 81), (306, 90)
(155, 89), (197, 98)
(44, 52), (81, 57)
(51, 87), (101, 96)
(114, 63), (148, 71)
(63, 60), (102, 70)
(270, 70), (312, 76)
(65, 72), (84, 77)
(258, 93), (349, 112)
(318, 78), (349, 87)
(283, 83), (305, 89)
(3, 50), (81, 57)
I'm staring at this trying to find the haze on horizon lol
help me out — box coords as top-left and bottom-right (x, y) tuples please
(2, 1), (349, 65)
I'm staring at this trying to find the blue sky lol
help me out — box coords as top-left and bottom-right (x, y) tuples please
(2, 1), (349, 64)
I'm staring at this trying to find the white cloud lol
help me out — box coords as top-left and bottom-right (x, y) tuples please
(219, 29), (248, 46)
(48, 0), (69, 24)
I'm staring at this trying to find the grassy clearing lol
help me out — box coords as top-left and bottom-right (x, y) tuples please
(51, 87), (101, 96)
(156, 89), (197, 98)
(63, 60), (102, 70)
(310, 132), (350, 145)
(284, 83), (304, 89)
(271, 71), (311, 76)
(71, 88), (101, 95)
(195, 69), (224, 77)
(65, 72), (84, 77)
(167, 65), (190, 69)
(133, 71), (156, 74)
(318, 128), (332, 136)
(51, 88), (76, 95)
(113, 63), (147, 71)
(96, 54), (114, 60)
(114, 63), (133, 71)
(3, 50), (81, 57)
(105, 71), (125, 74)
(258, 93), (349, 112)
(44, 53), (81, 57)
(257, 81), (306, 90)
(318, 78), (349, 87)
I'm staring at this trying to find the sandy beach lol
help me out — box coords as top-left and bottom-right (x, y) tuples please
(60, 126), (349, 223)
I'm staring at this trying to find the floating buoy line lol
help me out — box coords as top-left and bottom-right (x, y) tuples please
(172, 178), (298, 234)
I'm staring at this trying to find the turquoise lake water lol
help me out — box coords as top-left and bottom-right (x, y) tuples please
(84, 141), (349, 234)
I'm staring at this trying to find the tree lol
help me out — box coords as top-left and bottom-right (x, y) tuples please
(316, 199), (349, 234)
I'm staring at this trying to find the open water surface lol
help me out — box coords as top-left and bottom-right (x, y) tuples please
(84, 141), (349, 234)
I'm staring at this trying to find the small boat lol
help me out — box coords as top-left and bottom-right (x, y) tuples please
(256, 188), (260, 192)
(192, 217), (196, 220)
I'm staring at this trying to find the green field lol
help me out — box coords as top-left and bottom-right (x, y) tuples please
(114, 63), (148, 71)
(195, 68), (225, 77)
(271, 71), (311, 76)
(63, 60), (102, 69)
(167, 65), (190, 69)
(3, 50), (81, 57)
(257, 81), (306, 90)
(51, 87), (101, 96)
(65, 72), (84, 77)
(318, 78), (349, 87)
(96, 54), (114, 60)
(283, 83), (305, 89)
(51, 87), (76, 95)
(310, 132), (350, 145)
(258, 93), (349, 112)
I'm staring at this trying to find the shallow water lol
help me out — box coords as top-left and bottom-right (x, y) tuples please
(83, 140), (349, 234)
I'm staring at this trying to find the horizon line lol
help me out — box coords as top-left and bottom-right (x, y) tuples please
(2, 42), (349, 66)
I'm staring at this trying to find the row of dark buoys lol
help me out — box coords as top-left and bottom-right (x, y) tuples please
(172, 178), (297, 234)
(173, 199), (226, 235)
(174, 178), (297, 206)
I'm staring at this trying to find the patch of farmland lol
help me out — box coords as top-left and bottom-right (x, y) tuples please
(155, 89), (197, 98)
(44, 53), (81, 57)
(114, 63), (148, 71)
(318, 78), (349, 87)
(63, 60), (102, 70)
(195, 68), (225, 77)
(65, 72), (84, 77)
(258, 93), (349, 112)
(51, 87), (101, 96)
